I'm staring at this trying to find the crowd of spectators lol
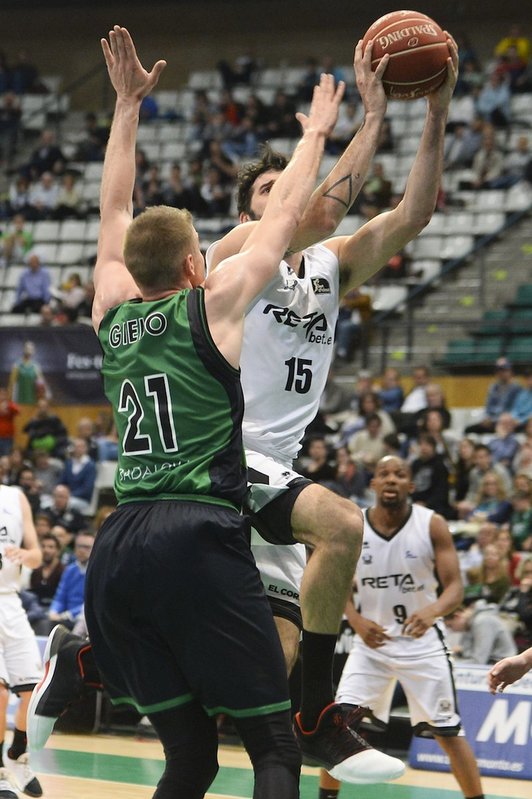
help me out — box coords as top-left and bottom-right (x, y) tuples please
(0, 391), (119, 637)
(294, 355), (532, 659)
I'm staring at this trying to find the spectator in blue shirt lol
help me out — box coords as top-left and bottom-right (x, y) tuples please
(489, 413), (520, 472)
(465, 358), (522, 434)
(46, 531), (94, 630)
(511, 370), (532, 429)
(11, 249), (51, 314)
(59, 438), (97, 513)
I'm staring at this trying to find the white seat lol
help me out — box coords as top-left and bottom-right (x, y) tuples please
(160, 141), (186, 162)
(470, 190), (507, 213)
(440, 235), (475, 260)
(443, 211), (475, 235)
(410, 235), (444, 260)
(85, 219), (100, 244)
(4, 265), (25, 287)
(187, 71), (222, 90)
(32, 221), (61, 242)
(60, 220), (87, 241)
(506, 181), (532, 211)
(418, 214), (446, 236)
(33, 243), (58, 263)
(411, 259), (441, 282)
(55, 243), (85, 265)
(256, 68), (285, 88)
(83, 163), (104, 182)
(472, 212), (506, 235)
(153, 89), (180, 114)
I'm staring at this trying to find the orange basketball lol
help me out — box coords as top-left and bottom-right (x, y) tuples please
(362, 10), (449, 100)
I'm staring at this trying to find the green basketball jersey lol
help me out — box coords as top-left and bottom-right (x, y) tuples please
(98, 288), (246, 509)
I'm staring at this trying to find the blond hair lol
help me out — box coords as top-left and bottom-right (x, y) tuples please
(124, 206), (195, 291)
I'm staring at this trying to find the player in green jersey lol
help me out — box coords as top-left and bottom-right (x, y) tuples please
(31, 25), (343, 799)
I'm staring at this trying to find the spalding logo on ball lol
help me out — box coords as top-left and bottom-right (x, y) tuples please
(362, 9), (450, 100)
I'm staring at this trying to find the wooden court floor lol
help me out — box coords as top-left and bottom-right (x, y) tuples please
(27, 731), (532, 799)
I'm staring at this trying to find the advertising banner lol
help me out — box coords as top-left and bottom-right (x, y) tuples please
(0, 325), (106, 404)
(409, 664), (532, 779)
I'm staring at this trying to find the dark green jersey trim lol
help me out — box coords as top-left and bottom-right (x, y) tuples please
(110, 692), (195, 714)
(204, 699), (292, 718)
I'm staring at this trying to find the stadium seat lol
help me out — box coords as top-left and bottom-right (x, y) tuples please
(509, 308), (532, 334)
(60, 220), (87, 242)
(475, 309), (508, 335)
(506, 337), (532, 363)
(32, 221), (61, 242)
(440, 339), (475, 365)
(511, 284), (532, 307)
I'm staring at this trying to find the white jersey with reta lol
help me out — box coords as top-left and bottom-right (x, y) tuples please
(357, 503), (446, 658)
(207, 241), (340, 464)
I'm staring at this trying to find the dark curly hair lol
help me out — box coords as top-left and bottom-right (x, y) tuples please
(236, 144), (288, 217)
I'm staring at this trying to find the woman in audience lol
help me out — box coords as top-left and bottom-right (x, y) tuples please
(466, 541), (512, 603)
(495, 525), (523, 585)
(453, 437), (477, 507)
(468, 470), (513, 525)
(509, 476), (532, 551)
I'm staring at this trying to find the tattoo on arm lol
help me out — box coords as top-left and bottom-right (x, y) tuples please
(322, 174), (358, 209)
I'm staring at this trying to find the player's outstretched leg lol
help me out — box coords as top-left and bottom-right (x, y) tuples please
(293, 703), (404, 784)
(27, 625), (101, 751)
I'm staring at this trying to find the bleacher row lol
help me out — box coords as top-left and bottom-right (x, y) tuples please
(440, 283), (532, 367)
(5, 70), (532, 324)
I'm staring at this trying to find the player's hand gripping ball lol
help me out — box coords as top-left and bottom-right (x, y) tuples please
(362, 9), (449, 100)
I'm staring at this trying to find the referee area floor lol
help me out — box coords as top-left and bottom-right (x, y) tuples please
(28, 732), (532, 799)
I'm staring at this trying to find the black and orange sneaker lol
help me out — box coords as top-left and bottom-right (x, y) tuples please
(27, 625), (96, 751)
(293, 703), (405, 784)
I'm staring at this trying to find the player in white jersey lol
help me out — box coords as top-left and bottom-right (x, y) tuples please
(318, 456), (485, 799)
(209, 36), (458, 743)
(0, 485), (43, 798)
(29, 34), (458, 785)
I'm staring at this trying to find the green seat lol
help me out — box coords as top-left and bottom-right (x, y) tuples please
(470, 337), (504, 363)
(476, 309), (508, 335)
(506, 337), (532, 363)
(509, 308), (532, 334)
(512, 284), (532, 307)
(441, 339), (476, 364)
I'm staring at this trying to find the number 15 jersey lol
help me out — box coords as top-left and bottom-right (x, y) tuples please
(240, 243), (340, 464)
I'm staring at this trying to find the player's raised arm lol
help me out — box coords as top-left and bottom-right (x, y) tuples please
(205, 74), (343, 320)
(92, 26), (166, 331)
(327, 34), (458, 296)
(291, 40), (388, 251)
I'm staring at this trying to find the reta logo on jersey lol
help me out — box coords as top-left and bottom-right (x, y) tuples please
(360, 573), (425, 593)
(262, 304), (332, 344)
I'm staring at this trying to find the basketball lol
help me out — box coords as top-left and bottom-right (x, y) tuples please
(362, 10), (449, 100)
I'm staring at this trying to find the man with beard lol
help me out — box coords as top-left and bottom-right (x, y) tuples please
(319, 456), (485, 799)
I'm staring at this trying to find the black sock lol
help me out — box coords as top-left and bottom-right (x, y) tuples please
(319, 790), (340, 799)
(7, 728), (26, 760)
(299, 630), (337, 730)
(465, 796), (484, 799)
(0, 740), (4, 766)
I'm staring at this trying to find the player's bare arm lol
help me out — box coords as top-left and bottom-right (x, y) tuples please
(205, 74), (343, 362)
(326, 34), (458, 297)
(403, 513), (463, 638)
(210, 43), (388, 271)
(488, 648), (532, 693)
(92, 26), (166, 330)
(291, 40), (388, 252)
